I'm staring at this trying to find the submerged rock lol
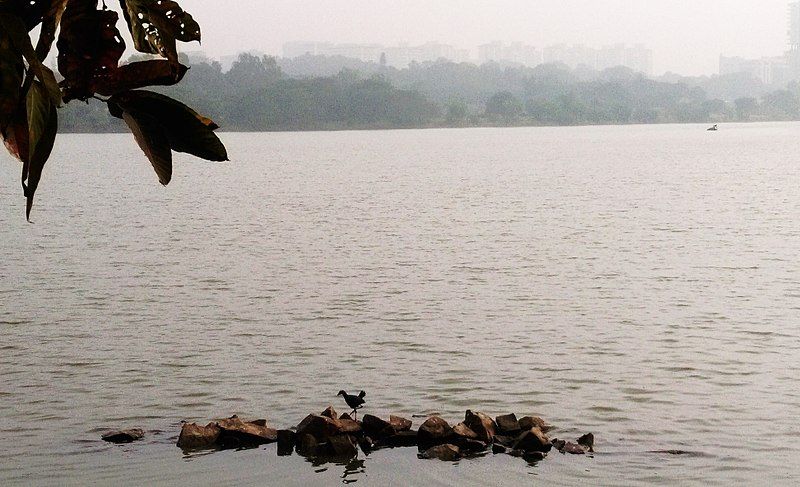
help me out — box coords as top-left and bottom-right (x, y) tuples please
(513, 427), (551, 453)
(464, 410), (496, 443)
(327, 435), (359, 458)
(419, 444), (461, 461)
(102, 429), (145, 444)
(418, 416), (454, 447)
(177, 423), (220, 449)
(562, 442), (586, 455)
(577, 433), (595, 452)
(380, 430), (418, 448)
(277, 430), (296, 456)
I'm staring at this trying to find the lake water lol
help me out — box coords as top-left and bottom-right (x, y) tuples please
(1, 124), (799, 486)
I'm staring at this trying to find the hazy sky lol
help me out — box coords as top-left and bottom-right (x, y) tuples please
(186, 0), (792, 75)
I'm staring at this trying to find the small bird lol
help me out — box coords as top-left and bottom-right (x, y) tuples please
(337, 390), (366, 419)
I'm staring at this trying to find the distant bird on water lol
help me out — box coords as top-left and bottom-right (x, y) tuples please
(707, 124), (719, 131)
(337, 390), (366, 419)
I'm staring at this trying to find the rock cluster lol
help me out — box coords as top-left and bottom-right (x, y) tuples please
(175, 408), (594, 464)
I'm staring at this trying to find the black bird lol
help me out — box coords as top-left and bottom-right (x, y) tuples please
(337, 390), (366, 419)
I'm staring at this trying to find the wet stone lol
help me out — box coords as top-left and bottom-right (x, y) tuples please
(495, 414), (521, 435)
(362, 415), (393, 437)
(177, 423), (220, 450)
(327, 435), (358, 458)
(419, 444), (461, 461)
(380, 430), (418, 448)
(102, 429), (145, 444)
(519, 416), (552, 433)
(321, 406), (338, 420)
(577, 433), (595, 452)
(464, 410), (496, 443)
(513, 427), (551, 453)
(389, 415), (412, 432)
(277, 430), (296, 456)
(418, 416), (454, 447)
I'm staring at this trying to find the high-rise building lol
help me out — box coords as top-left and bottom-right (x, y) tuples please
(790, 2), (800, 51)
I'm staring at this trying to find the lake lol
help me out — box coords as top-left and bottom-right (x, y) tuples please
(1, 124), (799, 486)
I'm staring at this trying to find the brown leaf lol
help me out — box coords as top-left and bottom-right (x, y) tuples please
(24, 80), (58, 221)
(120, 110), (172, 185)
(56, 1), (125, 102)
(95, 60), (188, 96)
(118, 0), (201, 65)
(2, 101), (29, 163)
(110, 90), (228, 162)
(0, 0), (66, 31)
(0, 27), (24, 132)
(0, 12), (62, 105)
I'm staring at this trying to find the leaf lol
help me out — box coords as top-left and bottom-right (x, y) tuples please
(118, 0), (201, 65)
(0, 12), (62, 105)
(23, 80), (58, 221)
(0, 27), (23, 131)
(110, 90), (228, 162)
(95, 60), (188, 96)
(56, 1), (125, 102)
(0, 0), (66, 31)
(34, 0), (68, 61)
(120, 110), (172, 185)
(2, 101), (28, 162)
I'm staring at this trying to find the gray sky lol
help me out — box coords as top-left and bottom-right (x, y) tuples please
(186, 0), (791, 75)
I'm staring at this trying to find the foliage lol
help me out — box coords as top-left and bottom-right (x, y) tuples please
(0, 0), (227, 220)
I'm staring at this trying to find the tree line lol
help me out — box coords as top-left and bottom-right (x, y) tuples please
(59, 53), (800, 132)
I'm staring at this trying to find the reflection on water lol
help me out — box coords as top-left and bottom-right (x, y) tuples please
(1, 123), (800, 485)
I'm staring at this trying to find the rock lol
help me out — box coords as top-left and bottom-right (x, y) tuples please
(336, 417), (362, 435)
(523, 451), (547, 462)
(250, 419), (268, 427)
(419, 444), (461, 461)
(455, 438), (489, 453)
(551, 438), (566, 451)
(389, 415), (412, 432)
(321, 406), (338, 420)
(380, 430), (418, 448)
(296, 414), (342, 441)
(452, 423), (478, 440)
(418, 416), (454, 447)
(297, 433), (319, 456)
(464, 410), (497, 443)
(102, 429), (145, 444)
(493, 435), (516, 447)
(327, 435), (358, 458)
(358, 435), (374, 454)
(519, 416), (552, 433)
(216, 416), (277, 446)
(495, 414), (521, 435)
(577, 433), (595, 452)
(513, 427), (551, 453)
(177, 423), (220, 449)
(277, 430), (296, 456)
(340, 413), (352, 421)
(492, 443), (508, 454)
(362, 414), (393, 437)
(562, 442), (586, 455)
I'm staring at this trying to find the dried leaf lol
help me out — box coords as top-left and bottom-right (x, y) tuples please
(2, 101), (28, 162)
(0, 12), (62, 105)
(24, 80), (58, 221)
(95, 60), (187, 96)
(0, 27), (24, 131)
(0, 0), (65, 31)
(57, 1), (125, 102)
(120, 110), (172, 185)
(110, 90), (228, 162)
(118, 0), (200, 65)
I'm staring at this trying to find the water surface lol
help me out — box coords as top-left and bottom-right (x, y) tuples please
(1, 124), (799, 485)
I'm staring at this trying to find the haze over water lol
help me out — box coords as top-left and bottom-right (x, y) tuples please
(1, 124), (800, 485)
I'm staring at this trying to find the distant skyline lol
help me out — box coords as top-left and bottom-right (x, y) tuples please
(182, 0), (792, 76)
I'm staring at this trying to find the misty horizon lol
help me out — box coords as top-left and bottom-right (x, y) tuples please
(183, 0), (795, 76)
